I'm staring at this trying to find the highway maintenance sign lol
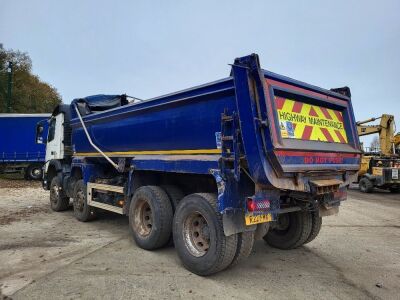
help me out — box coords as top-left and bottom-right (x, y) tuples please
(275, 96), (348, 143)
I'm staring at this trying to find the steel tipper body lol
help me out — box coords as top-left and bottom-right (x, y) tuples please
(39, 54), (361, 275)
(0, 113), (49, 179)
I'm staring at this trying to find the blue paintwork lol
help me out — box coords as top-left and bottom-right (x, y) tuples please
(131, 156), (219, 174)
(0, 114), (49, 163)
(66, 54), (361, 214)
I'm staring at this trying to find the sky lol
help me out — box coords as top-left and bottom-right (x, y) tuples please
(1, 0), (399, 146)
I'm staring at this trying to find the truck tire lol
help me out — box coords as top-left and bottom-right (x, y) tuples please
(25, 164), (43, 180)
(304, 211), (322, 244)
(263, 210), (312, 250)
(161, 185), (184, 211)
(359, 178), (373, 193)
(73, 180), (96, 222)
(50, 176), (69, 211)
(230, 231), (254, 268)
(129, 186), (173, 250)
(173, 193), (238, 276)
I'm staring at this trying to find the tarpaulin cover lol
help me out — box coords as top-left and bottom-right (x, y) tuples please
(72, 94), (128, 116)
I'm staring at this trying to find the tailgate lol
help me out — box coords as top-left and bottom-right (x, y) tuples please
(275, 97), (347, 144)
(263, 72), (361, 173)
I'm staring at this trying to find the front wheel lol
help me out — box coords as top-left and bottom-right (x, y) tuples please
(173, 193), (238, 276)
(73, 180), (96, 222)
(50, 176), (69, 211)
(359, 178), (373, 193)
(263, 210), (312, 250)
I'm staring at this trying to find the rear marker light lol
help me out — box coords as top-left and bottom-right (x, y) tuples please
(247, 198), (256, 212)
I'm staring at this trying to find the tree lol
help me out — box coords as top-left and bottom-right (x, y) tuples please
(370, 136), (380, 152)
(0, 46), (62, 113)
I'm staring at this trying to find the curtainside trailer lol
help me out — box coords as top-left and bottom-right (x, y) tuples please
(1, 114), (49, 180)
(36, 54), (361, 275)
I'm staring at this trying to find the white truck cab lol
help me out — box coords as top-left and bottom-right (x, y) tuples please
(35, 105), (72, 189)
(45, 113), (65, 164)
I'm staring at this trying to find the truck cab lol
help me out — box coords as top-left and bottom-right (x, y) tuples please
(36, 105), (72, 189)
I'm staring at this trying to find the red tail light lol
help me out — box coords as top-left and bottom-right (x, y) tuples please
(247, 198), (256, 212)
(247, 197), (271, 212)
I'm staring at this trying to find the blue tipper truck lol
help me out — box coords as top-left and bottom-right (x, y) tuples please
(0, 113), (49, 180)
(36, 54), (361, 275)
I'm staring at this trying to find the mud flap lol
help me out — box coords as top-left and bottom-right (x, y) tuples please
(222, 209), (256, 236)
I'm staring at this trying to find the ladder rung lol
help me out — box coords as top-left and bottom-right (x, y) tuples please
(222, 136), (233, 141)
(222, 157), (235, 162)
(222, 115), (233, 121)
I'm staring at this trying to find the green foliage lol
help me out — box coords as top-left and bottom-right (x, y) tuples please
(0, 47), (62, 113)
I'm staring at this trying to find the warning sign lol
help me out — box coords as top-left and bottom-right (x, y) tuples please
(275, 96), (348, 143)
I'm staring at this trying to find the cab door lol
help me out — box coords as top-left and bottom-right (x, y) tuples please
(45, 114), (64, 166)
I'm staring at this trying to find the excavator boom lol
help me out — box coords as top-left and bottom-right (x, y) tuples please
(356, 114), (395, 156)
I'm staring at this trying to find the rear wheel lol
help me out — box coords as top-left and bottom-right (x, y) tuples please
(359, 178), (373, 193)
(25, 164), (43, 180)
(73, 180), (96, 222)
(173, 193), (238, 276)
(50, 176), (69, 211)
(129, 186), (173, 250)
(161, 185), (184, 211)
(304, 211), (322, 244)
(263, 210), (312, 250)
(230, 231), (254, 267)
(161, 185), (185, 246)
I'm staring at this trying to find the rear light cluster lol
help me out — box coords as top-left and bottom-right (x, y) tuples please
(246, 197), (270, 212)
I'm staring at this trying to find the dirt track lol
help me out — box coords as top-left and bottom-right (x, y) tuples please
(0, 179), (399, 299)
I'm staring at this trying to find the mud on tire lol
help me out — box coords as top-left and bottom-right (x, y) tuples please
(173, 193), (238, 276)
(73, 180), (96, 222)
(129, 186), (173, 250)
(50, 176), (69, 211)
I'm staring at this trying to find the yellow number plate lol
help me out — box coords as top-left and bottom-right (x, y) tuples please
(245, 213), (272, 225)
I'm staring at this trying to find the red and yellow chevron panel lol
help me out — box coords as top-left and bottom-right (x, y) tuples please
(275, 96), (348, 143)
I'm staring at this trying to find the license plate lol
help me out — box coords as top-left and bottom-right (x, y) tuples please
(393, 169), (399, 180)
(245, 213), (272, 225)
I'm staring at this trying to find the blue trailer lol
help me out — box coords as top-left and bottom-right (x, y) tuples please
(36, 54), (361, 275)
(0, 114), (49, 180)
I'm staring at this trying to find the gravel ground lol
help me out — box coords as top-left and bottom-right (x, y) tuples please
(0, 179), (399, 299)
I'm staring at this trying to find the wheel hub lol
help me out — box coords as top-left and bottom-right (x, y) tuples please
(276, 214), (290, 231)
(133, 199), (153, 237)
(50, 185), (60, 204)
(32, 168), (41, 177)
(183, 212), (210, 257)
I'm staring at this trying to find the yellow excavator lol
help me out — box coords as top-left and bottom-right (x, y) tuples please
(395, 132), (400, 154)
(357, 114), (400, 193)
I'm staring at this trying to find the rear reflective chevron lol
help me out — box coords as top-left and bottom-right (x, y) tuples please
(275, 96), (348, 143)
